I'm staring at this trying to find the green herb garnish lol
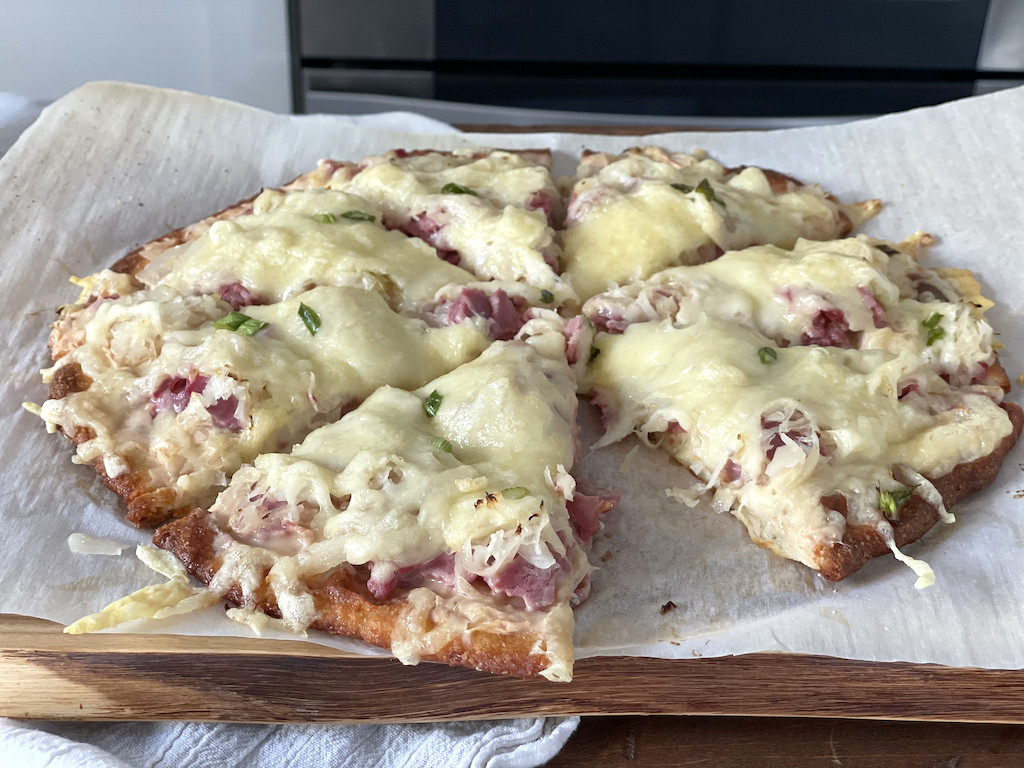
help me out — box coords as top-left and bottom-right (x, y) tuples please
(671, 182), (694, 194)
(540, 289), (555, 304)
(423, 390), (443, 417)
(758, 346), (778, 364)
(431, 436), (453, 453)
(502, 486), (529, 500)
(236, 318), (269, 336)
(340, 210), (376, 222)
(441, 182), (478, 196)
(695, 178), (726, 207)
(214, 311), (268, 336)
(313, 212), (337, 224)
(922, 313), (945, 346)
(588, 345), (601, 363)
(879, 486), (915, 521)
(298, 302), (321, 336)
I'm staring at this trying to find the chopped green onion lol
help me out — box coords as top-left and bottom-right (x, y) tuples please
(440, 182), (478, 196)
(540, 289), (555, 304)
(423, 390), (443, 417)
(298, 302), (321, 336)
(879, 486), (915, 521)
(588, 345), (601, 363)
(758, 346), (778, 364)
(313, 212), (337, 224)
(502, 486), (529, 500)
(213, 311), (249, 331)
(340, 210), (376, 222)
(922, 313), (945, 346)
(671, 182), (694, 194)
(431, 436), (453, 453)
(236, 317), (269, 336)
(695, 178), (726, 207)
(214, 311), (267, 336)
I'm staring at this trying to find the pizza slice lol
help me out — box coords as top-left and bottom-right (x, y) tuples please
(49, 182), (482, 363)
(35, 284), (496, 528)
(579, 236), (1022, 583)
(563, 146), (882, 301)
(316, 149), (576, 306)
(145, 323), (614, 680)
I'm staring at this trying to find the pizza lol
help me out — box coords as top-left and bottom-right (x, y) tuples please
(150, 325), (607, 681)
(32, 145), (1021, 680)
(581, 235), (1023, 584)
(562, 146), (882, 301)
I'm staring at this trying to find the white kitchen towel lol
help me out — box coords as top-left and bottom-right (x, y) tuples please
(0, 716), (579, 768)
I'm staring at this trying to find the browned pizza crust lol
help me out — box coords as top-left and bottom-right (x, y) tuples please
(812, 401), (1023, 581)
(153, 510), (556, 679)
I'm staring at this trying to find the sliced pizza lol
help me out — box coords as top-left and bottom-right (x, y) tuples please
(149, 324), (615, 680)
(314, 149), (576, 306)
(580, 236), (1022, 582)
(37, 284), (494, 527)
(563, 146), (882, 301)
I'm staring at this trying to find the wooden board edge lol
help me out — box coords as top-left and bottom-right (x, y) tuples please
(4, 614), (1024, 723)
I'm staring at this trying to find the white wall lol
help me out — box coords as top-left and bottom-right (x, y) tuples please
(0, 0), (292, 113)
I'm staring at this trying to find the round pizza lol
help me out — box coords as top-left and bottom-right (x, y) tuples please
(31, 146), (1020, 681)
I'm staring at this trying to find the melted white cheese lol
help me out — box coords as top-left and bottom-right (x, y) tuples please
(327, 150), (573, 301)
(583, 238), (997, 377)
(201, 331), (585, 675)
(136, 187), (476, 314)
(564, 151), (854, 301)
(587, 316), (1011, 570)
(38, 285), (490, 514)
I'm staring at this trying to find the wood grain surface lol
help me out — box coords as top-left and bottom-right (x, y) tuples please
(5, 614), (1024, 724)
(544, 717), (1024, 767)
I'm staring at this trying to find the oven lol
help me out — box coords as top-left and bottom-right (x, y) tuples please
(289, 0), (1024, 124)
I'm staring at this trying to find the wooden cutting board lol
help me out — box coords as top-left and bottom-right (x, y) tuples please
(4, 613), (1024, 724)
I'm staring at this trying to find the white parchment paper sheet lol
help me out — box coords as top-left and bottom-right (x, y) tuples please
(2, 81), (1023, 668)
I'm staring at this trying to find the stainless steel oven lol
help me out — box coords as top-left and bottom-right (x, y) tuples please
(289, 0), (1024, 123)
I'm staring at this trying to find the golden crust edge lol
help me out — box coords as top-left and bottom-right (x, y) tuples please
(152, 510), (565, 680)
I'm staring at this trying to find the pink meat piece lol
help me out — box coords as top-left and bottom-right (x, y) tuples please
(387, 212), (462, 266)
(218, 282), (266, 310)
(761, 412), (818, 461)
(366, 552), (459, 600)
(719, 459), (742, 483)
(149, 373), (243, 431)
(802, 308), (854, 348)
(857, 287), (887, 328)
(149, 374), (209, 418)
(485, 556), (558, 611)
(899, 381), (920, 399)
(527, 191), (555, 227)
(564, 316), (585, 364)
(206, 395), (242, 430)
(567, 492), (617, 545)
(445, 287), (524, 340)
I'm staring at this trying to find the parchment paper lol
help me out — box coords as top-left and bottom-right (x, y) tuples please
(2, 81), (1024, 667)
